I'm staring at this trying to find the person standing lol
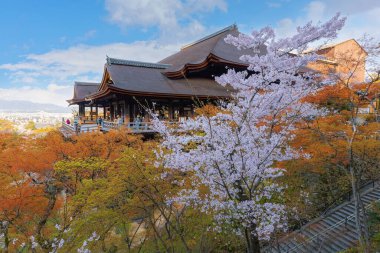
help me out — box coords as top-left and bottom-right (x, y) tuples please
(117, 115), (123, 126)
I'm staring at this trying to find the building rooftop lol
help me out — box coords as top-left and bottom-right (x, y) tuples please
(67, 82), (100, 104)
(87, 63), (230, 99)
(159, 25), (267, 73)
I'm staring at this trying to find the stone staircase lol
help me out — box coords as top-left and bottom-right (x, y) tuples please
(264, 183), (380, 253)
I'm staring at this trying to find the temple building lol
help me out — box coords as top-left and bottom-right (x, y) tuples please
(66, 25), (264, 132)
(65, 25), (373, 134)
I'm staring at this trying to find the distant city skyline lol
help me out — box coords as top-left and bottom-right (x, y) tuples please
(0, 0), (379, 106)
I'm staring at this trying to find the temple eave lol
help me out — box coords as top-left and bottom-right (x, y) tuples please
(162, 54), (248, 78)
(85, 86), (230, 102)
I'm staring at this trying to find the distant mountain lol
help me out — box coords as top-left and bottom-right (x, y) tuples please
(0, 100), (72, 113)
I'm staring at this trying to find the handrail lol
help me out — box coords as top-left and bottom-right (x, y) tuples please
(101, 121), (174, 133)
(126, 122), (153, 131)
(318, 179), (377, 218)
(79, 124), (99, 133)
(277, 178), (377, 245)
(285, 215), (355, 253)
(61, 122), (99, 135)
(285, 198), (375, 253)
(102, 121), (120, 130)
(62, 123), (75, 132)
(63, 120), (181, 134)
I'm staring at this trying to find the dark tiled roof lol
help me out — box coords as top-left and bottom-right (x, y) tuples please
(159, 25), (267, 72)
(70, 25), (274, 102)
(103, 63), (229, 98)
(67, 82), (99, 104)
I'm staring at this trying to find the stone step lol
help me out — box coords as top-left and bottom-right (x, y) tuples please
(263, 184), (380, 253)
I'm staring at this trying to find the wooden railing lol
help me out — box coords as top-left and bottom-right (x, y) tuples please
(62, 119), (176, 136)
(61, 120), (99, 136)
(62, 122), (76, 133)
(101, 121), (120, 131)
(101, 121), (155, 133)
(80, 124), (99, 133)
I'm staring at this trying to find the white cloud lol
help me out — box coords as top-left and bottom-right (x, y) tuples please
(275, 0), (380, 41)
(104, 0), (227, 41)
(320, 0), (380, 15)
(276, 18), (294, 37)
(106, 0), (181, 29)
(19, 76), (37, 84)
(186, 0), (227, 12)
(0, 41), (180, 82)
(337, 7), (380, 41)
(305, 1), (326, 21)
(0, 84), (73, 106)
(0, 41), (182, 106)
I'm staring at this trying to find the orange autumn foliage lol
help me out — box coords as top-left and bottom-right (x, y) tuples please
(0, 129), (143, 250)
(195, 104), (221, 117)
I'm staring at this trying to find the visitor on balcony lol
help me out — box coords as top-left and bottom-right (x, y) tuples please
(117, 115), (123, 126)
(134, 115), (141, 130)
(96, 117), (103, 126)
(74, 117), (79, 133)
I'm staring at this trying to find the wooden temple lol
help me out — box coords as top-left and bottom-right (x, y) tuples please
(65, 25), (263, 133)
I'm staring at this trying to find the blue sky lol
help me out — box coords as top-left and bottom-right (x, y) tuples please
(0, 0), (379, 106)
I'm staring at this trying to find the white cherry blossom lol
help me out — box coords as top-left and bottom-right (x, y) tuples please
(152, 13), (346, 251)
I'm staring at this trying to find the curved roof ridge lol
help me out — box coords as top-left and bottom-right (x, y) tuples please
(181, 24), (237, 50)
(106, 57), (171, 69)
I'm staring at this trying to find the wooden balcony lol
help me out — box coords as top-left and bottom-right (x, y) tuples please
(60, 120), (159, 137)
(60, 122), (99, 138)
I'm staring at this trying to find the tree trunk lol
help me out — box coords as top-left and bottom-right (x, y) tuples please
(348, 122), (370, 252)
(36, 184), (58, 252)
(349, 167), (370, 252)
(350, 171), (363, 245)
(358, 193), (370, 252)
(2, 223), (9, 253)
(245, 226), (261, 253)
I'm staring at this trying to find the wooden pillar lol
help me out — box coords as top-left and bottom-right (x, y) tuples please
(168, 100), (174, 121)
(129, 100), (135, 122)
(124, 99), (129, 123)
(79, 104), (85, 117)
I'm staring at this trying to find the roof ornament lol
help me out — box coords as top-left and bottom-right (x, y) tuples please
(106, 55), (111, 66)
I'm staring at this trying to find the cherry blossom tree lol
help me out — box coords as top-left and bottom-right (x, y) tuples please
(152, 14), (346, 253)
